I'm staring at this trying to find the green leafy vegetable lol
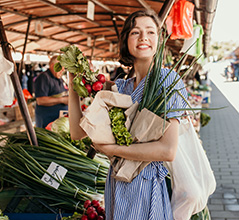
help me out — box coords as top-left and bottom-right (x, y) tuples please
(109, 107), (133, 146)
(200, 112), (211, 127)
(51, 116), (69, 135)
(0, 128), (109, 212)
(54, 45), (100, 97)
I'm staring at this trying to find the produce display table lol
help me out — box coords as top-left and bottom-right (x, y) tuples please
(0, 103), (35, 133)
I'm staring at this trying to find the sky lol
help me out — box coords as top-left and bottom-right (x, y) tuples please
(211, 0), (239, 43)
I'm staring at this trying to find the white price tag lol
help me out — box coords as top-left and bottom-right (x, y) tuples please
(41, 162), (68, 189)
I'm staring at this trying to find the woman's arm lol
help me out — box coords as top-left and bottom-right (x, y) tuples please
(94, 118), (179, 162)
(68, 73), (87, 140)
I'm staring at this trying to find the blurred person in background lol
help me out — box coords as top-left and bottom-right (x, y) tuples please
(34, 55), (68, 128)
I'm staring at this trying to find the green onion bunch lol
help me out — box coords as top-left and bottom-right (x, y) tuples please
(139, 32), (196, 118)
(109, 107), (133, 146)
(0, 128), (109, 212)
(139, 33), (224, 124)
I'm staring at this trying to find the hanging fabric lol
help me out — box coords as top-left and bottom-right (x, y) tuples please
(166, 0), (195, 40)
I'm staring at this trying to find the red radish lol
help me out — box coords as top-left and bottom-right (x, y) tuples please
(82, 77), (86, 84)
(87, 206), (96, 215)
(92, 81), (103, 91)
(97, 216), (104, 220)
(91, 200), (100, 208)
(88, 211), (98, 220)
(84, 199), (91, 209)
(97, 74), (106, 84)
(96, 206), (105, 214)
(81, 215), (88, 220)
(85, 84), (92, 94)
(81, 104), (88, 111)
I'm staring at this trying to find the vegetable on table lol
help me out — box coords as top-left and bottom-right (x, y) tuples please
(0, 128), (109, 213)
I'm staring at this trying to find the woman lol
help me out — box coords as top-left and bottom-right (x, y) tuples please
(69, 9), (188, 220)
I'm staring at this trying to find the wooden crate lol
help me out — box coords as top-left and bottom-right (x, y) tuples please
(14, 103), (34, 121)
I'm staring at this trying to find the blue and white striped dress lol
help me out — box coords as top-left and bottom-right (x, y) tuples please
(104, 68), (188, 220)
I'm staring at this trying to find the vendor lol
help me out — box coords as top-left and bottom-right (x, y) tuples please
(34, 55), (68, 128)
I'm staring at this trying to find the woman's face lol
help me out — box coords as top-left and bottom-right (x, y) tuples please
(127, 16), (158, 62)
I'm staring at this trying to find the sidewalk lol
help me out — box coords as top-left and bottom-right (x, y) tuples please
(200, 78), (239, 219)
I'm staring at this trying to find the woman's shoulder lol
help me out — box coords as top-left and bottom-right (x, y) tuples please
(115, 77), (134, 87)
(160, 68), (186, 89)
(114, 77), (135, 94)
(160, 68), (179, 83)
(161, 67), (178, 78)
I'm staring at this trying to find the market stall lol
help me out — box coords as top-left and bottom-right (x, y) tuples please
(0, 0), (218, 219)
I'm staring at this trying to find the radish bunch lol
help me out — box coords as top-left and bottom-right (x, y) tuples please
(81, 73), (106, 97)
(81, 199), (105, 220)
(54, 45), (106, 98)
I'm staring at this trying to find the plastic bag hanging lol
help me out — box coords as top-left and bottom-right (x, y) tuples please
(166, 0), (195, 40)
(0, 47), (14, 106)
(180, 24), (204, 57)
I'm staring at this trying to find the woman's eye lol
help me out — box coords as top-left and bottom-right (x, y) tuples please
(130, 31), (139, 35)
(148, 31), (156, 35)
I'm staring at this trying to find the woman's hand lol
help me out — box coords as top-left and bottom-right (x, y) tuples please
(93, 143), (118, 158)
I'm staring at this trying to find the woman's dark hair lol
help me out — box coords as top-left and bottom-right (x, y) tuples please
(119, 9), (161, 67)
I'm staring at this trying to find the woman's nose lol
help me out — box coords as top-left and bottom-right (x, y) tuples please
(139, 32), (148, 41)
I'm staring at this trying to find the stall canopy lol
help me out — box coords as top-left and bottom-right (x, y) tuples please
(0, 0), (218, 61)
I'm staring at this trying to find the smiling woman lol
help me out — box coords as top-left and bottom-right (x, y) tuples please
(127, 17), (158, 61)
(68, 8), (188, 220)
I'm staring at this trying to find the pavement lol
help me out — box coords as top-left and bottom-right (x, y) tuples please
(199, 61), (239, 220)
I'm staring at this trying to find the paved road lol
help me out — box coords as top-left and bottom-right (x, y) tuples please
(200, 61), (239, 220)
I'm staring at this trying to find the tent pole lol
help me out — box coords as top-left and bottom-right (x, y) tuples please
(18, 16), (31, 76)
(0, 16), (38, 146)
(158, 0), (175, 28)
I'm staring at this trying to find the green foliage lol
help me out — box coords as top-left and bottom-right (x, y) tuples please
(191, 206), (211, 220)
(0, 128), (109, 212)
(109, 107), (133, 146)
(200, 112), (211, 127)
(55, 45), (99, 97)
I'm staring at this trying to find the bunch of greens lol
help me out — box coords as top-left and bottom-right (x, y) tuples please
(139, 32), (195, 118)
(50, 116), (92, 152)
(63, 132), (93, 152)
(54, 45), (103, 97)
(0, 128), (109, 213)
(191, 206), (211, 220)
(200, 112), (211, 127)
(0, 209), (9, 220)
(109, 107), (133, 146)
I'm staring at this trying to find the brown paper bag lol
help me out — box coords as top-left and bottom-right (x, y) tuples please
(79, 90), (134, 144)
(130, 108), (171, 142)
(80, 90), (171, 182)
(111, 108), (171, 182)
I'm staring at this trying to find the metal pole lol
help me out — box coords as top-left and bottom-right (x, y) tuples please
(18, 16), (31, 76)
(0, 16), (38, 146)
(158, 0), (176, 28)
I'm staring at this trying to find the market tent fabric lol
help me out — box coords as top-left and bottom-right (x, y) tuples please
(0, 0), (217, 60)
